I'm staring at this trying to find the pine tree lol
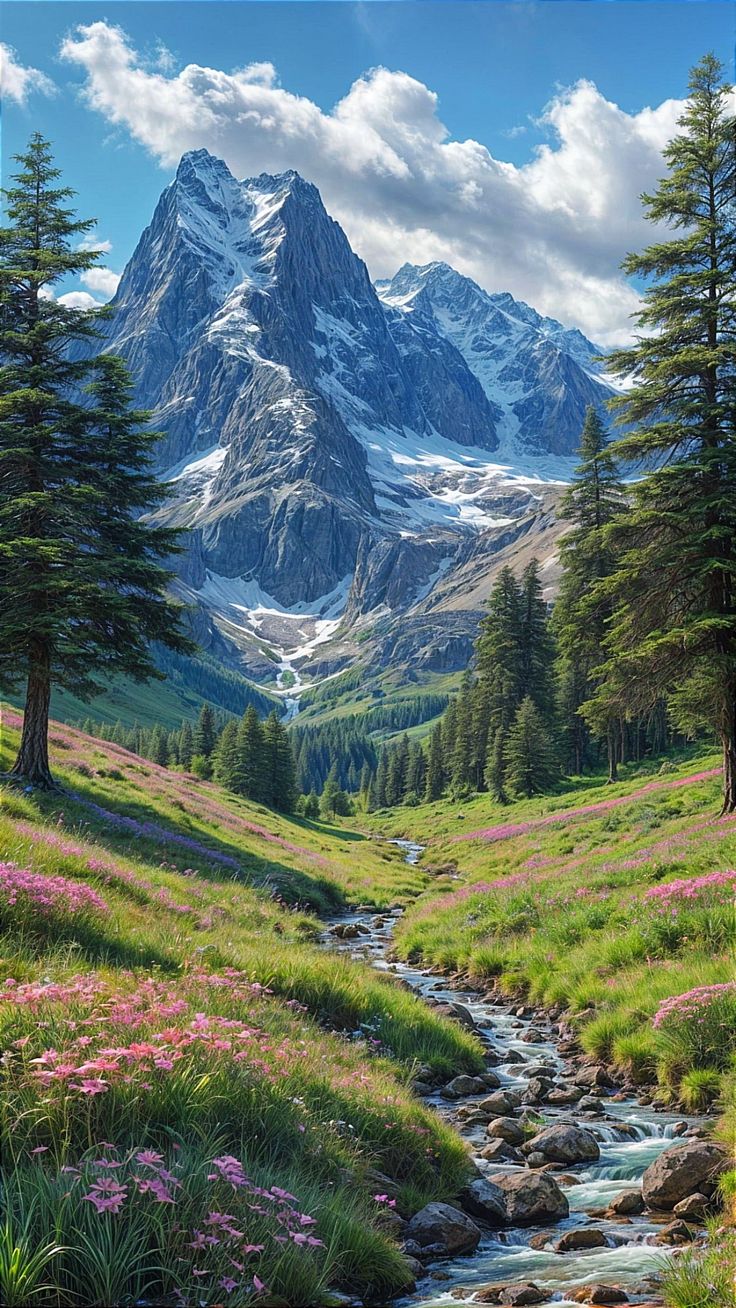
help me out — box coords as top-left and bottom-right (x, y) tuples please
(554, 406), (625, 777)
(178, 720), (194, 771)
(425, 722), (444, 801)
(405, 740), (426, 803)
(193, 704), (217, 761)
(387, 734), (410, 806)
(374, 747), (389, 808)
(264, 711), (297, 812)
(450, 672), (475, 795)
(213, 720), (239, 789)
(589, 56), (736, 812)
(505, 696), (558, 799)
(0, 137), (191, 787)
(234, 706), (266, 802)
(151, 724), (169, 768)
(321, 762), (350, 817)
(519, 559), (556, 722)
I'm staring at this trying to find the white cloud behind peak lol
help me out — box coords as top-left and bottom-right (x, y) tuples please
(60, 20), (697, 345)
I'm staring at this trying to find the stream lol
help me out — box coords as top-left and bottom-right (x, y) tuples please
(326, 839), (706, 1308)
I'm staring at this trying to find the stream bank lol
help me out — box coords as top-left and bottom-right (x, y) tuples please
(324, 841), (725, 1308)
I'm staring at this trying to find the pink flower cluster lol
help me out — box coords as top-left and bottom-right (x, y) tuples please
(0, 862), (107, 917)
(652, 982), (736, 1029)
(644, 869), (736, 908)
(458, 766), (721, 844)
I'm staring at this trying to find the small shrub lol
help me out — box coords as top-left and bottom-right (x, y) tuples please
(678, 1067), (722, 1111)
(612, 1029), (658, 1084)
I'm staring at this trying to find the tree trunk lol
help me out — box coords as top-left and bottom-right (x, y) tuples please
(9, 641), (55, 788)
(607, 725), (618, 783)
(721, 686), (736, 814)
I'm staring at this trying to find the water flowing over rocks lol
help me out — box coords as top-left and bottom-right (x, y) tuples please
(323, 844), (723, 1306)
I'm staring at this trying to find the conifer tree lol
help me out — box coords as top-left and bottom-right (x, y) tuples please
(263, 711), (297, 812)
(589, 55), (736, 812)
(554, 406), (625, 776)
(213, 720), (239, 788)
(519, 559), (556, 722)
(178, 720), (194, 771)
(151, 724), (169, 768)
(505, 696), (558, 799)
(0, 137), (191, 787)
(425, 722), (444, 801)
(387, 733), (410, 805)
(405, 740), (426, 803)
(450, 672), (474, 795)
(235, 706), (266, 802)
(193, 704), (217, 762)
(477, 566), (523, 799)
(374, 747), (389, 808)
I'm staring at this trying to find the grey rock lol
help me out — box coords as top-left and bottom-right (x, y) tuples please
(556, 1227), (607, 1252)
(459, 1178), (508, 1226)
(525, 1124), (600, 1165)
(642, 1141), (729, 1210)
(405, 1203), (481, 1255)
(487, 1117), (526, 1146)
(488, 1171), (569, 1225)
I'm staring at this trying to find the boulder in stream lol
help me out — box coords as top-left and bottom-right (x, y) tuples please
(524, 1123), (600, 1165)
(641, 1140), (729, 1210)
(441, 1074), (489, 1099)
(573, 1287), (628, 1305)
(471, 1285), (545, 1306)
(405, 1202), (481, 1255)
(486, 1117), (526, 1145)
(555, 1226), (607, 1252)
(608, 1189), (644, 1216)
(487, 1170), (569, 1225)
(459, 1178), (508, 1225)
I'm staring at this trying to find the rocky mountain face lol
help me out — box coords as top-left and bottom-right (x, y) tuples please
(101, 150), (616, 704)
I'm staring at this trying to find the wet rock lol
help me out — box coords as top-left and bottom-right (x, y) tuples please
(448, 1002), (480, 1030)
(526, 1151), (547, 1168)
(405, 1203), (481, 1255)
(573, 1287), (628, 1305)
(412, 1081), (434, 1097)
(608, 1189), (644, 1216)
(431, 1270), (452, 1280)
(330, 922), (360, 939)
(480, 1070), (502, 1088)
(478, 1139), (524, 1165)
(503, 1049), (526, 1065)
(546, 1084), (584, 1106)
(487, 1117), (526, 1146)
(488, 1170), (569, 1225)
(525, 1077), (552, 1104)
(578, 1095), (604, 1114)
(459, 1178), (508, 1226)
(641, 1140), (729, 1210)
(528, 1230), (556, 1250)
(654, 1219), (696, 1245)
(575, 1065), (616, 1090)
(524, 1124), (600, 1165)
(481, 1091), (520, 1118)
(404, 1256), (425, 1280)
(471, 1286), (545, 1306)
(556, 1227), (607, 1252)
(672, 1191), (709, 1219)
(441, 1074), (489, 1099)
(520, 1027), (547, 1043)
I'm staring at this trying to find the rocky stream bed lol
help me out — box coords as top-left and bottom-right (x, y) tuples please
(324, 840), (729, 1308)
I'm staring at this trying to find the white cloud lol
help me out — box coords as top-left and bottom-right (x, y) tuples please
(1, 42), (55, 104)
(58, 290), (103, 309)
(81, 267), (121, 298)
(78, 234), (113, 254)
(59, 21), (720, 345)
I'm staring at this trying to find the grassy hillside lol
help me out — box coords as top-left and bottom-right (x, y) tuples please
(373, 753), (736, 1109)
(0, 708), (482, 1307)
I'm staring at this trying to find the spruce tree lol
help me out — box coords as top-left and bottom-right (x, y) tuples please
(425, 722), (444, 801)
(193, 704), (217, 761)
(477, 567), (523, 800)
(519, 559), (556, 722)
(374, 746), (389, 808)
(405, 740), (426, 803)
(235, 706), (266, 802)
(178, 720), (194, 771)
(590, 55), (736, 812)
(450, 672), (474, 795)
(554, 406), (625, 777)
(387, 733), (410, 805)
(505, 696), (558, 799)
(0, 136), (191, 787)
(213, 720), (239, 789)
(264, 711), (297, 812)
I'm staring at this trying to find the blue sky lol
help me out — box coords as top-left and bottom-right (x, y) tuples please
(3, 2), (735, 341)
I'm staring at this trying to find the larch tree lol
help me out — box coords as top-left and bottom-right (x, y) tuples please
(0, 136), (191, 787)
(589, 55), (736, 812)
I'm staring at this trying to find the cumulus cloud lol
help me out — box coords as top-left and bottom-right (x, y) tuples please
(81, 267), (122, 298)
(60, 21), (708, 344)
(1, 41), (55, 104)
(78, 234), (114, 254)
(58, 290), (103, 309)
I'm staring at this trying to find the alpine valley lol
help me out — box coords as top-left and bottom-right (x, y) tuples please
(97, 149), (618, 728)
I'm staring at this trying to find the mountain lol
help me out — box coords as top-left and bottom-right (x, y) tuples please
(99, 150), (617, 719)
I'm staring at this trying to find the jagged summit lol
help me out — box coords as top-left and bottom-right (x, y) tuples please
(99, 153), (616, 691)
